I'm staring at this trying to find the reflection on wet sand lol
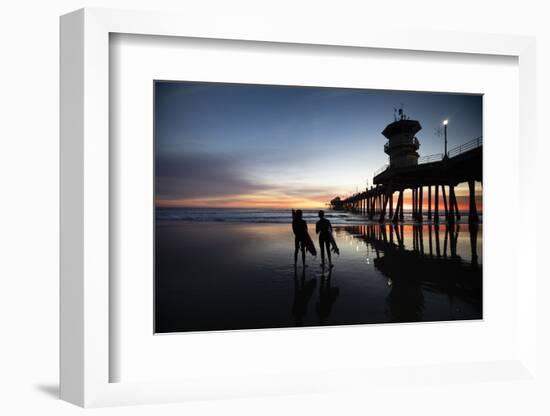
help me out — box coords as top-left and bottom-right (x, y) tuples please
(344, 223), (482, 323)
(291, 267), (341, 326)
(155, 221), (482, 333)
(316, 268), (340, 325)
(292, 267), (317, 326)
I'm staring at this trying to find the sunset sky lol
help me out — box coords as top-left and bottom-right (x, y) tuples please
(155, 81), (482, 209)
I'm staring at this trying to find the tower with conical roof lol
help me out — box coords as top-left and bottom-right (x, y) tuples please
(382, 108), (422, 169)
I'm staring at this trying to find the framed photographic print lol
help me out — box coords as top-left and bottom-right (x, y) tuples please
(60, 7), (539, 408)
(153, 80), (483, 333)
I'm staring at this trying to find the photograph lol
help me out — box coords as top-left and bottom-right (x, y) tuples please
(154, 81), (483, 333)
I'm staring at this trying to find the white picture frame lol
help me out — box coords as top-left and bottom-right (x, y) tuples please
(60, 7), (538, 408)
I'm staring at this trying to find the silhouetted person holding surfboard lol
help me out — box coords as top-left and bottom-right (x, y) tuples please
(292, 209), (316, 267)
(316, 210), (339, 268)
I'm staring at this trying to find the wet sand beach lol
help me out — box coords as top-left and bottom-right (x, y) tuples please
(155, 220), (482, 333)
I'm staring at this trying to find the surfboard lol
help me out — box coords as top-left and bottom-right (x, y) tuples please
(304, 231), (317, 256)
(328, 229), (340, 255)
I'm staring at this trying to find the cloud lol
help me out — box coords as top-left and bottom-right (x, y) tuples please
(155, 151), (270, 201)
(155, 150), (351, 207)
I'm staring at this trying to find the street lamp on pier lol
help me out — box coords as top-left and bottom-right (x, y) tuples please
(443, 119), (449, 158)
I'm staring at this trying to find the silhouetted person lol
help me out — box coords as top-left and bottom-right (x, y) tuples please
(316, 210), (333, 268)
(292, 209), (308, 266)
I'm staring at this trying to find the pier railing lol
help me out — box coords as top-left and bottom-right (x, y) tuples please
(418, 153), (444, 164)
(447, 136), (482, 158)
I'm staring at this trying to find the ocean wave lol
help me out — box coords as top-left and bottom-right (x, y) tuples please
(155, 208), (362, 225)
(156, 208), (480, 225)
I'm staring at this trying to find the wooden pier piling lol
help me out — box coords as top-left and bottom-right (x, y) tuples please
(448, 185), (455, 224)
(418, 186), (423, 222)
(468, 180), (479, 223)
(434, 185), (439, 224)
(427, 185), (432, 220)
(441, 185), (449, 223)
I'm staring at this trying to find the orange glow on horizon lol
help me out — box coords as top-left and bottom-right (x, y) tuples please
(399, 184), (482, 212)
(156, 194), (330, 209)
(157, 184), (482, 211)
(401, 194), (483, 212)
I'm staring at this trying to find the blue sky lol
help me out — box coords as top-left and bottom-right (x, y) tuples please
(155, 81), (482, 208)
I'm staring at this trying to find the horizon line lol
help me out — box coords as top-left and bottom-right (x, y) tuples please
(155, 205), (483, 213)
(156, 205), (328, 210)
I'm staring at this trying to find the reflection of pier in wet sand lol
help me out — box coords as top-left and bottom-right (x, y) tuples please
(343, 223), (482, 322)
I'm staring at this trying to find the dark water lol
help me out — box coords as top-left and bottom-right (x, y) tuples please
(155, 219), (482, 333)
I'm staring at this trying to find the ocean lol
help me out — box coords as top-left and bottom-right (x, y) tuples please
(156, 207), (481, 225)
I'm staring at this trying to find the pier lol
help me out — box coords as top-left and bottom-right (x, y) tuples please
(331, 110), (482, 224)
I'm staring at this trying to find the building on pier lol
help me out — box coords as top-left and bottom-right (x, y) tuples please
(382, 109), (421, 169)
(329, 196), (344, 211)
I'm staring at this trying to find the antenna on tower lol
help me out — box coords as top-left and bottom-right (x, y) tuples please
(396, 103), (408, 120)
